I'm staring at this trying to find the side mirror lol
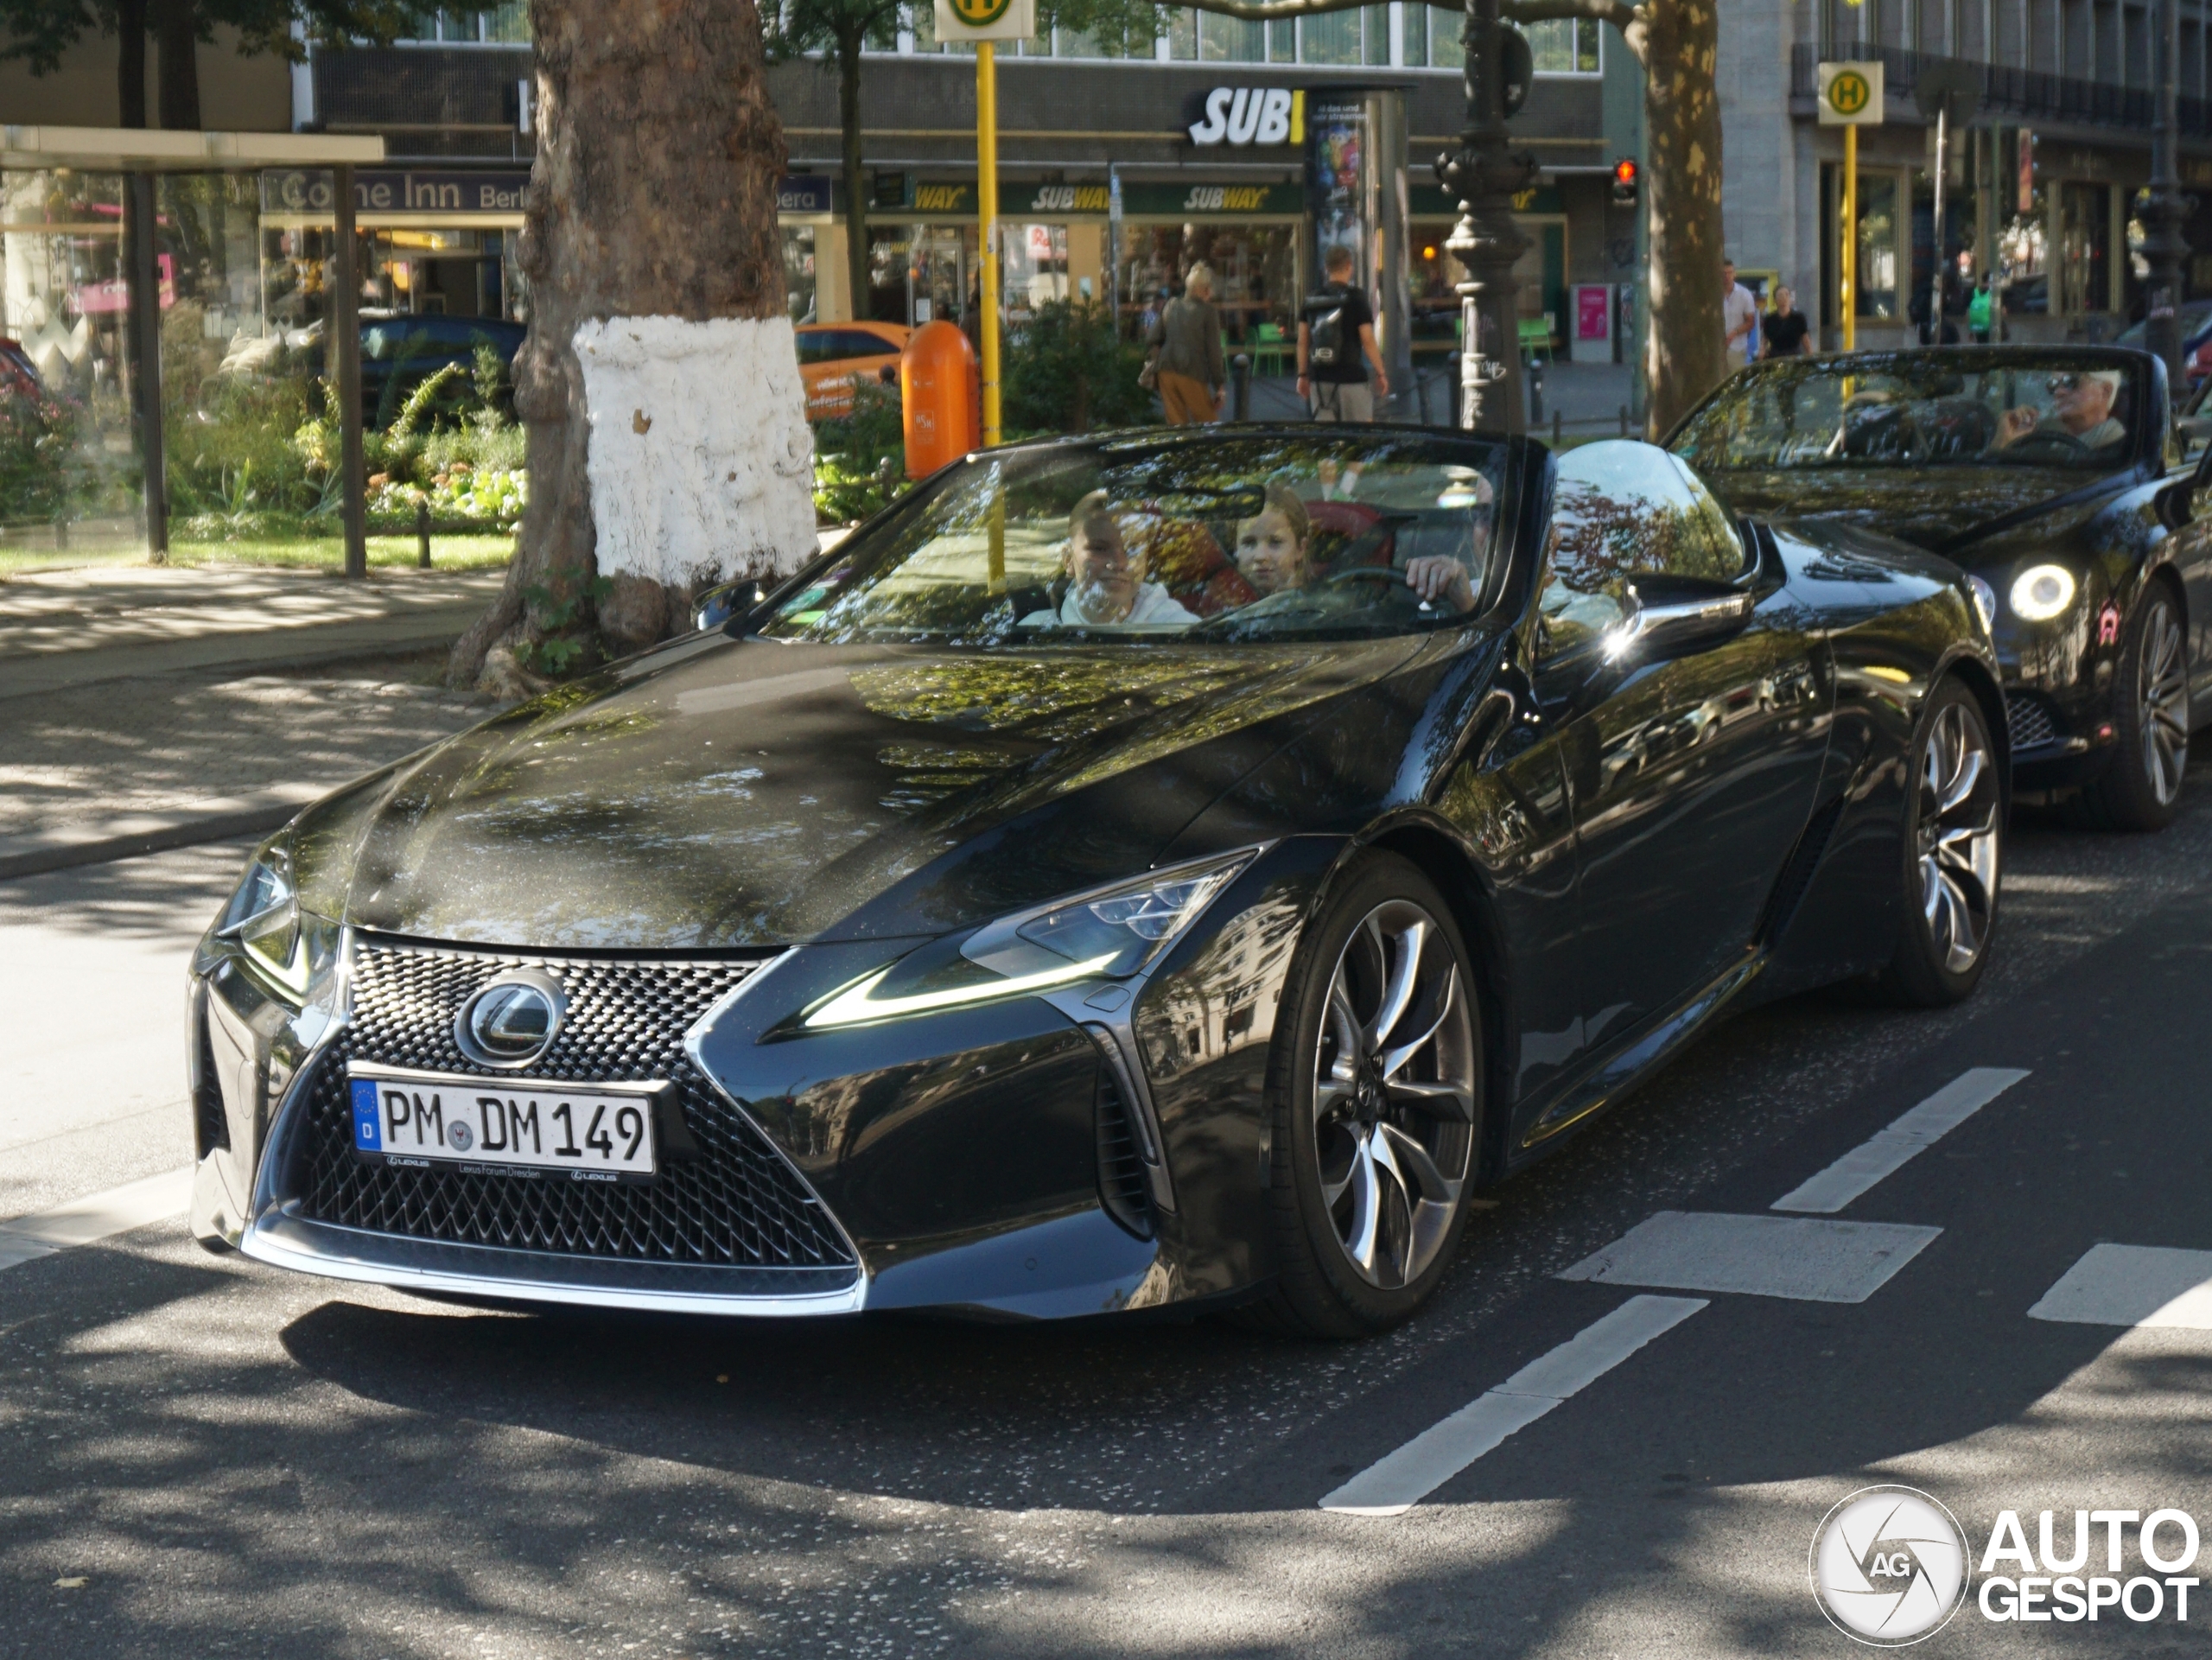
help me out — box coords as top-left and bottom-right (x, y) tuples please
(1603, 578), (1755, 664)
(694, 581), (769, 633)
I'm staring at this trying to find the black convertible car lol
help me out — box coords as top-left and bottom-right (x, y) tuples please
(1673, 347), (2208, 830)
(190, 430), (2003, 1336)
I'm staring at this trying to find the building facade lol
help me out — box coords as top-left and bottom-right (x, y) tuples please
(1720, 0), (2212, 348)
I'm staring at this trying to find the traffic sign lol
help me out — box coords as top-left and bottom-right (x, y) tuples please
(934, 0), (1033, 42)
(1817, 60), (1885, 126)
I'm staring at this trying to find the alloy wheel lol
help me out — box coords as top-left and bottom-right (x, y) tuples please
(1916, 702), (2001, 975)
(1311, 900), (1478, 1290)
(2138, 598), (2190, 807)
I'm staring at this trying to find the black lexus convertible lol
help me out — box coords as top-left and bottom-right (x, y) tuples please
(1673, 346), (2209, 830)
(190, 430), (2003, 1336)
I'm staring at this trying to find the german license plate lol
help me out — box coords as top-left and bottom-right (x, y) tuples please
(348, 1063), (660, 1183)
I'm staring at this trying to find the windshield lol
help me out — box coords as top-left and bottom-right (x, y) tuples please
(1674, 353), (2145, 474)
(758, 432), (1508, 646)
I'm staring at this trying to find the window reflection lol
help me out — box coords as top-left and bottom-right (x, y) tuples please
(1539, 442), (1745, 655)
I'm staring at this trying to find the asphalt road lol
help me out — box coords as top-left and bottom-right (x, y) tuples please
(4, 776), (2212, 1657)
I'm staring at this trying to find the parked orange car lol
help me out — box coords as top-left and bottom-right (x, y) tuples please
(796, 321), (910, 420)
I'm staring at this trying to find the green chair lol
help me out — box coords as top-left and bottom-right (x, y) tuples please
(1252, 321), (1287, 377)
(1517, 315), (1555, 362)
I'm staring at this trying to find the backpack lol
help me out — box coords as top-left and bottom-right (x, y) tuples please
(1304, 284), (1354, 372)
(1967, 287), (1993, 330)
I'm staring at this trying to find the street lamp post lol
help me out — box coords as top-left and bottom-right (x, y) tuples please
(2140, 0), (2190, 386)
(1436, 0), (1538, 433)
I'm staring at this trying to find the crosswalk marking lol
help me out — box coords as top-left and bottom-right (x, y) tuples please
(1321, 1295), (1707, 1517)
(1771, 1067), (2031, 1214)
(2028, 1244), (2212, 1330)
(1559, 1212), (1943, 1304)
(0, 1167), (194, 1270)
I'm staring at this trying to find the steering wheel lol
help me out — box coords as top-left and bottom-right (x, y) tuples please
(1321, 565), (1407, 589)
(1999, 428), (2088, 462)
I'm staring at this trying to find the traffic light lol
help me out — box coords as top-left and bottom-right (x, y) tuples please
(1611, 158), (1640, 207)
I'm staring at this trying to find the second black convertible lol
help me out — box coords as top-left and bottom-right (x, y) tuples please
(189, 430), (2003, 1336)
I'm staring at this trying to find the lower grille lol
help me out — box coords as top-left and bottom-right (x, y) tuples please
(287, 940), (854, 1270)
(1095, 1068), (1154, 1240)
(2006, 693), (2060, 752)
(192, 1003), (229, 1157)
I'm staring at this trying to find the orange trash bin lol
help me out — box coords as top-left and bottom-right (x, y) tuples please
(901, 321), (980, 480)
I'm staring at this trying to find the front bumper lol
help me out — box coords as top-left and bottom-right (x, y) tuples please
(189, 841), (1332, 1320)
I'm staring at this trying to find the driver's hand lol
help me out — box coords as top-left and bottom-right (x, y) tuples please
(1995, 405), (2038, 446)
(1404, 556), (1474, 613)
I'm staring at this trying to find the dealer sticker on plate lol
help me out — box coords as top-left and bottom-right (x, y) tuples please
(348, 1063), (661, 1182)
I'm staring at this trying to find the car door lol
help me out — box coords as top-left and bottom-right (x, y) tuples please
(1530, 442), (1829, 1072)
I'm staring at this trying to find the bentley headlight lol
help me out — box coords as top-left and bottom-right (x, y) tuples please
(2009, 563), (2077, 622)
(1967, 575), (1997, 633)
(804, 848), (1262, 1028)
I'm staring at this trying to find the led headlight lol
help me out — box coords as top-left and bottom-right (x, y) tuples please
(2009, 563), (2077, 622)
(213, 838), (336, 999)
(804, 847), (1262, 1029)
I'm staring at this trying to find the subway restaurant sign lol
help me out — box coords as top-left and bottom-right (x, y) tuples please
(906, 180), (1304, 217)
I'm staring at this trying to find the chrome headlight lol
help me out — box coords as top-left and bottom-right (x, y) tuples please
(1966, 575), (1997, 633)
(804, 847), (1262, 1029)
(214, 838), (337, 1000)
(2009, 563), (2078, 622)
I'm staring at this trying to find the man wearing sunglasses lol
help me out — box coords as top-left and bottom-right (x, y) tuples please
(1993, 368), (2128, 455)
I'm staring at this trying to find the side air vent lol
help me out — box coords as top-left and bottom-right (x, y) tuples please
(1095, 1065), (1154, 1241)
(1761, 795), (1848, 947)
(191, 1002), (229, 1156)
(2005, 692), (2059, 753)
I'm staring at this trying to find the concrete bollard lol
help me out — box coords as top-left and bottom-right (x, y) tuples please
(1230, 353), (1250, 422)
(416, 498), (431, 569)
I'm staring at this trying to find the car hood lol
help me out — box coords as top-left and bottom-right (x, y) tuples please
(292, 632), (1428, 951)
(1700, 466), (2124, 555)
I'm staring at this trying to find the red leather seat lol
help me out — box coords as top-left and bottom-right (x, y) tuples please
(1135, 516), (1258, 616)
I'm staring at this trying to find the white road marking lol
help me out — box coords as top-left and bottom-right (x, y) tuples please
(1770, 1067), (2030, 1214)
(0, 1167), (194, 1270)
(1320, 1295), (1707, 1517)
(2028, 1244), (2212, 1330)
(1558, 1212), (1942, 1304)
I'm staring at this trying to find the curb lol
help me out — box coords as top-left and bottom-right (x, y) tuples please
(0, 803), (302, 883)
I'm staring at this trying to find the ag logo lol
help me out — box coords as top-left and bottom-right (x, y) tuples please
(1811, 1486), (1970, 1645)
(1827, 69), (1872, 117)
(946, 0), (1010, 23)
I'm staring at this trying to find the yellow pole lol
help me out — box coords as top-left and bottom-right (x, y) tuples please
(1841, 123), (1857, 352)
(978, 41), (1001, 446)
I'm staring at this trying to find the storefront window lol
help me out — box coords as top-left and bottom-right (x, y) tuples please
(2058, 181), (2112, 318)
(404, 5), (530, 43)
(1409, 225), (1465, 355)
(1831, 171), (1900, 321)
(1528, 16), (1600, 72)
(1200, 12), (1263, 60)
(1301, 10), (1361, 64)
(1997, 129), (2047, 315)
(1117, 223), (1298, 353)
(784, 226), (817, 325)
(1268, 18), (1295, 61)
(1004, 223), (1071, 321)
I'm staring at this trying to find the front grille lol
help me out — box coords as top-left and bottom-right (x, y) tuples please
(1095, 1068), (1154, 1241)
(288, 940), (855, 1270)
(2006, 693), (2061, 752)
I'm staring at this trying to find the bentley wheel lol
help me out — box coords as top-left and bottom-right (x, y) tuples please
(1882, 678), (2003, 1007)
(2076, 584), (2189, 833)
(1249, 854), (1483, 1338)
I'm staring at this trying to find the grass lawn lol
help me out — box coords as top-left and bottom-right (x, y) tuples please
(1, 531), (514, 579)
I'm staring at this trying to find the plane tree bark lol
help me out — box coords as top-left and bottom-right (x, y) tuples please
(447, 0), (818, 694)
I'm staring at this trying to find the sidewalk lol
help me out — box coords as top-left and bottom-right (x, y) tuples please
(1241, 359), (1636, 432)
(0, 565), (509, 880)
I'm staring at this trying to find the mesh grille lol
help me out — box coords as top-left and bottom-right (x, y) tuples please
(2007, 693), (2061, 752)
(1095, 1070), (1154, 1241)
(288, 940), (855, 1270)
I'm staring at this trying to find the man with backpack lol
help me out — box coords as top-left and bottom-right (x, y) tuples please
(1297, 245), (1389, 422)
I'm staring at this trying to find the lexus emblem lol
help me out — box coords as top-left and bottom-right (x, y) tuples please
(455, 970), (567, 1069)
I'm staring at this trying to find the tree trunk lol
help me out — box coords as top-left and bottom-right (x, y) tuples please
(449, 0), (818, 693)
(1631, 0), (1726, 440)
(115, 0), (148, 129)
(838, 34), (870, 328)
(152, 0), (201, 130)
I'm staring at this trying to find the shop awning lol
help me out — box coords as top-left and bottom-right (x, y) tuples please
(0, 125), (385, 172)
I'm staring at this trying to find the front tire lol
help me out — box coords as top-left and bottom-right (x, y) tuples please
(2076, 582), (2189, 832)
(1247, 854), (1484, 1339)
(1881, 677), (2003, 1007)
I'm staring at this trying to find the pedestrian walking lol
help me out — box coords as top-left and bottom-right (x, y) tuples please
(1146, 264), (1226, 426)
(1722, 258), (1758, 372)
(1967, 276), (1995, 344)
(1762, 285), (1812, 359)
(1298, 245), (1389, 422)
